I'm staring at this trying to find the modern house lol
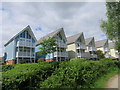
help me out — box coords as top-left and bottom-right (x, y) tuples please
(35, 28), (68, 61)
(109, 42), (119, 59)
(95, 39), (110, 58)
(85, 37), (97, 59)
(66, 32), (86, 59)
(4, 26), (37, 65)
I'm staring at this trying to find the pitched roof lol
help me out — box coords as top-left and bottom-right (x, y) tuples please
(4, 25), (37, 46)
(95, 39), (108, 48)
(85, 37), (94, 45)
(67, 32), (83, 44)
(36, 28), (63, 45)
(109, 42), (115, 49)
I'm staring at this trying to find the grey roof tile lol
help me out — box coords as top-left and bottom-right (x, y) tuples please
(67, 32), (83, 44)
(95, 39), (108, 48)
(36, 28), (63, 45)
(109, 42), (115, 49)
(85, 37), (94, 45)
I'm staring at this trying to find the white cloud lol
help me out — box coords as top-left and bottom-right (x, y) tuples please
(1, 2), (107, 56)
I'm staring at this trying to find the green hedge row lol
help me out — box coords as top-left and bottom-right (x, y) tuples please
(39, 58), (120, 88)
(2, 65), (15, 72)
(2, 61), (59, 89)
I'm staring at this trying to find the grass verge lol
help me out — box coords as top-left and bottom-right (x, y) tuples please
(93, 68), (120, 88)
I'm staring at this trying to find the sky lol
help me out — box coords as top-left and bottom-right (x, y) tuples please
(1, 2), (107, 56)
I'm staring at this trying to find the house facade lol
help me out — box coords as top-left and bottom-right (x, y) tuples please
(4, 26), (37, 65)
(35, 28), (68, 61)
(95, 39), (110, 58)
(66, 33), (86, 59)
(85, 37), (97, 59)
(109, 42), (119, 59)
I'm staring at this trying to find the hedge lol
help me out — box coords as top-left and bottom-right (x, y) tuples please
(2, 65), (15, 72)
(2, 61), (59, 89)
(39, 58), (120, 88)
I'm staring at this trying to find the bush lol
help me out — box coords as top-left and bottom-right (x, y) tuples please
(39, 58), (119, 88)
(2, 62), (59, 89)
(2, 65), (15, 72)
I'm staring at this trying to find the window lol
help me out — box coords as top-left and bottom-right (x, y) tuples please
(20, 32), (25, 38)
(32, 38), (35, 43)
(63, 39), (65, 43)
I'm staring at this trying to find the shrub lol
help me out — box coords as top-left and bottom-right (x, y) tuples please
(39, 58), (119, 88)
(2, 65), (15, 72)
(2, 62), (59, 89)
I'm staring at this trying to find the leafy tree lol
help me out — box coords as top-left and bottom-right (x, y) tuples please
(38, 38), (57, 61)
(96, 50), (105, 59)
(100, 1), (120, 60)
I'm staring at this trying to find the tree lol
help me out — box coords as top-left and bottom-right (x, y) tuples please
(96, 50), (105, 59)
(100, 1), (120, 60)
(38, 38), (57, 61)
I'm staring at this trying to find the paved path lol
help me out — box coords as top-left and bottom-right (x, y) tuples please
(106, 74), (120, 89)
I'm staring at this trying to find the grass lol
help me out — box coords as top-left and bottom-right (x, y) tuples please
(93, 68), (120, 88)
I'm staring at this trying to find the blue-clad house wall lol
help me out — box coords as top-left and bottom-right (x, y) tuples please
(5, 40), (16, 61)
(4, 26), (37, 64)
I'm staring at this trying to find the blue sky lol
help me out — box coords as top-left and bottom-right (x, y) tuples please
(1, 2), (107, 56)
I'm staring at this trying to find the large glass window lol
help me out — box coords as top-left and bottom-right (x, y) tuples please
(26, 31), (31, 39)
(32, 38), (35, 43)
(20, 32), (25, 38)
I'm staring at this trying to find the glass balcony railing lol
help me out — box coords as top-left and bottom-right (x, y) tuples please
(56, 40), (67, 48)
(17, 40), (35, 47)
(76, 43), (86, 50)
(77, 53), (86, 58)
(104, 48), (109, 52)
(16, 52), (35, 57)
(88, 47), (97, 51)
(54, 52), (68, 57)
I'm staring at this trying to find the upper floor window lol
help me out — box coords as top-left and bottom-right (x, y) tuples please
(63, 39), (65, 43)
(57, 33), (62, 40)
(32, 38), (35, 43)
(26, 31), (31, 39)
(20, 32), (25, 38)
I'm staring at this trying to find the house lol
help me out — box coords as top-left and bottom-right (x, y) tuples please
(35, 28), (68, 61)
(95, 39), (110, 58)
(4, 25), (37, 65)
(85, 37), (97, 59)
(109, 42), (119, 59)
(66, 32), (86, 59)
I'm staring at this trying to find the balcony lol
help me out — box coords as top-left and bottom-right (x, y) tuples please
(16, 52), (35, 58)
(105, 53), (110, 58)
(54, 52), (68, 57)
(77, 53), (86, 58)
(56, 40), (67, 48)
(17, 39), (35, 47)
(91, 54), (97, 58)
(88, 47), (96, 51)
(104, 48), (109, 52)
(76, 43), (86, 50)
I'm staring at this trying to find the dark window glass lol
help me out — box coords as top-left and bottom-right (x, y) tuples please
(23, 32), (25, 38)
(20, 33), (23, 37)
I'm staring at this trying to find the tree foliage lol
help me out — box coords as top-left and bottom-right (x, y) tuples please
(100, 1), (120, 60)
(38, 38), (57, 59)
(101, 2), (120, 42)
(96, 50), (105, 59)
